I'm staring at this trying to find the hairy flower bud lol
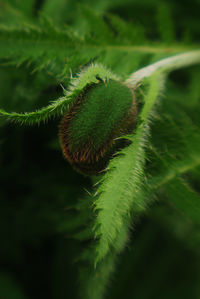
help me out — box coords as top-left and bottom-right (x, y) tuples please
(59, 79), (137, 175)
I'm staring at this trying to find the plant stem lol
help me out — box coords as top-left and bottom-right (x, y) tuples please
(125, 50), (200, 88)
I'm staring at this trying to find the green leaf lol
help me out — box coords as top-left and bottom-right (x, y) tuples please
(165, 178), (200, 225)
(156, 3), (175, 43)
(0, 23), (82, 67)
(93, 74), (164, 264)
(107, 13), (146, 44)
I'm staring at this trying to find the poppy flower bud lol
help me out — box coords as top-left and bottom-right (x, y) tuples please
(59, 77), (137, 175)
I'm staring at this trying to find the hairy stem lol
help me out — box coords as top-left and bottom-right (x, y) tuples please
(125, 50), (200, 88)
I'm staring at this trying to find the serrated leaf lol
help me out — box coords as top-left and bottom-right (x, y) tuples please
(93, 74), (164, 264)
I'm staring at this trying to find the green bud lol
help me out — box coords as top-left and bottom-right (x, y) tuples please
(59, 72), (137, 175)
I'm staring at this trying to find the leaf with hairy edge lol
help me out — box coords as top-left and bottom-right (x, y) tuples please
(0, 24), (81, 57)
(93, 74), (164, 265)
(0, 16), (197, 77)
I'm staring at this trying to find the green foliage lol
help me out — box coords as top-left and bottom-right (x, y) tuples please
(93, 75), (163, 264)
(69, 80), (133, 149)
(0, 1), (200, 299)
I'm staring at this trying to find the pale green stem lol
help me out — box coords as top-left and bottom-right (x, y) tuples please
(125, 50), (200, 88)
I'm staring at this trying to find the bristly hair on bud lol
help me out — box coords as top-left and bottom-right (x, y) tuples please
(59, 64), (137, 175)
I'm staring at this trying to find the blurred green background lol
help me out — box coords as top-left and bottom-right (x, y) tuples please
(0, 0), (200, 298)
